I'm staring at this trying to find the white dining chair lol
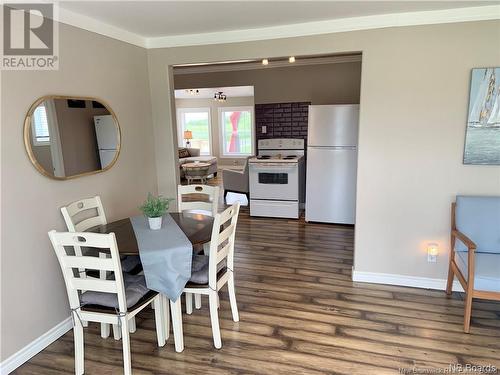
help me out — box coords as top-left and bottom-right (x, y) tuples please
(178, 184), (220, 310)
(177, 184), (219, 217)
(181, 202), (240, 349)
(60, 196), (140, 338)
(48, 230), (168, 375)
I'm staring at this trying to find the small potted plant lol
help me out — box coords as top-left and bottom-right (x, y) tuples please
(139, 193), (173, 230)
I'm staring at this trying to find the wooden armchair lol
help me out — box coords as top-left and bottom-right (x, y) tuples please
(446, 196), (500, 333)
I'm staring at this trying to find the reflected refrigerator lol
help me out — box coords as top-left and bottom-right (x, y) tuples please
(305, 105), (359, 224)
(94, 115), (118, 169)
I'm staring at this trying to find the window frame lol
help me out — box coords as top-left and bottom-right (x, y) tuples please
(218, 106), (255, 158)
(176, 107), (212, 155)
(31, 103), (50, 146)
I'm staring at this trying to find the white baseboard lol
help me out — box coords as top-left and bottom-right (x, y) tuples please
(352, 270), (464, 292)
(0, 317), (72, 375)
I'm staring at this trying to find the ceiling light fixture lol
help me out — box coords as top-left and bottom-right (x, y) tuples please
(289, 56), (296, 63)
(214, 91), (227, 102)
(185, 89), (199, 95)
(262, 58), (269, 66)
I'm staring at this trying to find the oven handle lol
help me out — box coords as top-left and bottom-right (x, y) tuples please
(250, 163), (297, 168)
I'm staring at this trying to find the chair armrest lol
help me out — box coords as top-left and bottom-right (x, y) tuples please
(452, 229), (477, 251)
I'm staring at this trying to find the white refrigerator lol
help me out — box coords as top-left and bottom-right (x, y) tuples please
(305, 105), (359, 224)
(94, 115), (118, 169)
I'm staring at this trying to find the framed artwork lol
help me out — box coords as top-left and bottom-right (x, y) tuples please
(463, 67), (500, 165)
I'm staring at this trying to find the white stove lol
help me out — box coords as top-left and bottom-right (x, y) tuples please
(249, 139), (305, 219)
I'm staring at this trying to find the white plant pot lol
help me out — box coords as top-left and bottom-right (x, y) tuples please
(148, 216), (162, 230)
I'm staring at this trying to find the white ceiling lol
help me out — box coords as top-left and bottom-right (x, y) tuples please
(175, 86), (254, 99)
(54, 1), (500, 48)
(59, 1), (496, 38)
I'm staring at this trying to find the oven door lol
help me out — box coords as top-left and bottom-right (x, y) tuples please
(249, 163), (298, 201)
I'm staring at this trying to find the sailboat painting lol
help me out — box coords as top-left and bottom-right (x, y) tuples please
(464, 67), (500, 165)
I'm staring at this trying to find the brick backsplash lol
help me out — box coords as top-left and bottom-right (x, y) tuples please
(255, 102), (310, 145)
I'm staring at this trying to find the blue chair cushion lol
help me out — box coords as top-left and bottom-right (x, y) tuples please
(455, 196), (500, 254)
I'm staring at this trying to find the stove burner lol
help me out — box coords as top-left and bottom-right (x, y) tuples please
(257, 155), (271, 159)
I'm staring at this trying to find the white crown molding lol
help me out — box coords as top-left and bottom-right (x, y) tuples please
(173, 55), (362, 75)
(147, 5), (500, 49)
(0, 317), (72, 375)
(352, 270), (465, 292)
(52, 5), (500, 50)
(58, 7), (147, 48)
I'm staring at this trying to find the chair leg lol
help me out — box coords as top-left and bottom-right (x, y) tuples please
(464, 290), (473, 333)
(120, 317), (132, 375)
(113, 324), (121, 340)
(446, 262), (454, 295)
(228, 274), (239, 322)
(209, 291), (222, 349)
(170, 298), (184, 352)
(73, 314), (85, 375)
(101, 323), (110, 338)
(129, 317), (136, 333)
(195, 293), (202, 309)
(153, 297), (166, 347)
(186, 293), (193, 315)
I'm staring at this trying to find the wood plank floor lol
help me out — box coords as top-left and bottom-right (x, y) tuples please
(15, 174), (500, 374)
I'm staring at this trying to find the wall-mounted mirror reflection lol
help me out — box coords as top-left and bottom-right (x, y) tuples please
(24, 97), (120, 179)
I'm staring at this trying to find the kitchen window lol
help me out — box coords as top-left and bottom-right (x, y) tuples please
(219, 106), (254, 157)
(177, 108), (211, 155)
(31, 104), (50, 145)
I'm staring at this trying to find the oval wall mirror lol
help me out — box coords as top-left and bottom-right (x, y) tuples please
(24, 96), (121, 180)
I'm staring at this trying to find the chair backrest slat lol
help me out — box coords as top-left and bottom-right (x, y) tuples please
(49, 230), (128, 312)
(61, 196), (107, 232)
(208, 203), (240, 288)
(62, 255), (115, 271)
(71, 278), (118, 293)
(217, 223), (235, 246)
(178, 185), (219, 217)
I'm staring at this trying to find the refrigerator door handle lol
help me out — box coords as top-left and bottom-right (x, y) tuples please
(308, 146), (357, 150)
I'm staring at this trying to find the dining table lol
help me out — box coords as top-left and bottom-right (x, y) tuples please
(88, 211), (214, 352)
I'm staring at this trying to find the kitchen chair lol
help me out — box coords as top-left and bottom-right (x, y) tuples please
(178, 184), (220, 311)
(61, 196), (141, 338)
(222, 157), (250, 200)
(446, 196), (500, 333)
(48, 230), (167, 375)
(177, 184), (219, 217)
(181, 202), (240, 348)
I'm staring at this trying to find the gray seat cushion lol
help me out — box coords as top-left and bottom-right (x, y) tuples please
(121, 255), (142, 273)
(189, 255), (226, 284)
(80, 273), (150, 309)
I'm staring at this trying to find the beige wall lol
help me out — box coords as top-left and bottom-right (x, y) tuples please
(174, 61), (361, 105)
(175, 96), (254, 166)
(148, 20), (500, 281)
(0, 23), (156, 361)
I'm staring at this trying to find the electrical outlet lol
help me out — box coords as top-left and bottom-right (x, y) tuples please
(262, 125), (267, 134)
(427, 253), (437, 263)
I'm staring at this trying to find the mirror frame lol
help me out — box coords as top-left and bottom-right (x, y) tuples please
(23, 95), (121, 180)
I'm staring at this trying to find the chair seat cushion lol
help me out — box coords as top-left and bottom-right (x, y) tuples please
(80, 273), (150, 308)
(456, 251), (500, 292)
(188, 255), (226, 284)
(121, 255), (142, 274)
